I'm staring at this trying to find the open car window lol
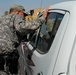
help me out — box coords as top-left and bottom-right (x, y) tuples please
(30, 12), (64, 54)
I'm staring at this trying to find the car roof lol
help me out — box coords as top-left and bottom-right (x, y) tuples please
(51, 1), (76, 12)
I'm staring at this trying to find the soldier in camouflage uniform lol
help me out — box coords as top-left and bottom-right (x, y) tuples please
(0, 4), (49, 54)
(0, 4), (49, 75)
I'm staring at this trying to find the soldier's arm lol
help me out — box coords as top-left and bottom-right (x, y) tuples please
(14, 6), (50, 34)
(14, 15), (45, 34)
(24, 17), (45, 30)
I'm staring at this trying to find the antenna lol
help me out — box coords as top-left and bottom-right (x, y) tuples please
(38, 0), (43, 17)
(40, 0), (43, 9)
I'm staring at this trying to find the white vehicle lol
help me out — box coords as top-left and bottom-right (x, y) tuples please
(25, 1), (76, 75)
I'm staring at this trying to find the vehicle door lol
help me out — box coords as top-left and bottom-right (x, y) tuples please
(29, 9), (70, 75)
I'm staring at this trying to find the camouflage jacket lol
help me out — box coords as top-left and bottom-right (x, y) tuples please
(0, 14), (45, 54)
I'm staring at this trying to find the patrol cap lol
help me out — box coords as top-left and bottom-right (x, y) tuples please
(10, 4), (25, 13)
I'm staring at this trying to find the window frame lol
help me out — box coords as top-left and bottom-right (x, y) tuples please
(30, 10), (66, 54)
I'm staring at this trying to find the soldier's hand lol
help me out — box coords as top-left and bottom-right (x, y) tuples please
(42, 5), (50, 19)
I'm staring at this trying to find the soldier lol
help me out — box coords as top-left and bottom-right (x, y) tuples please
(0, 4), (49, 55)
(0, 4), (50, 75)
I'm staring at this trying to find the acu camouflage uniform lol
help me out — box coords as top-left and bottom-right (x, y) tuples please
(0, 14), (45, 54)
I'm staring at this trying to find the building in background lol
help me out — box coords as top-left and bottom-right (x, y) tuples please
(25, 8), (43, 22)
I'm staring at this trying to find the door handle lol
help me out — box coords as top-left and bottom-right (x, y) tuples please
(58, 72), (66, 75)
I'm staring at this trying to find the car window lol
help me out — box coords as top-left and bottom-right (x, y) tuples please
(30, 12), (64, 54)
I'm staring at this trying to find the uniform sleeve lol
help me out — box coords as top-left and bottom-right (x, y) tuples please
(14, 15), (45, 34)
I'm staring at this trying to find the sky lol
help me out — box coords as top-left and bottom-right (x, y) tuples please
(0, 0), (67, 15)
